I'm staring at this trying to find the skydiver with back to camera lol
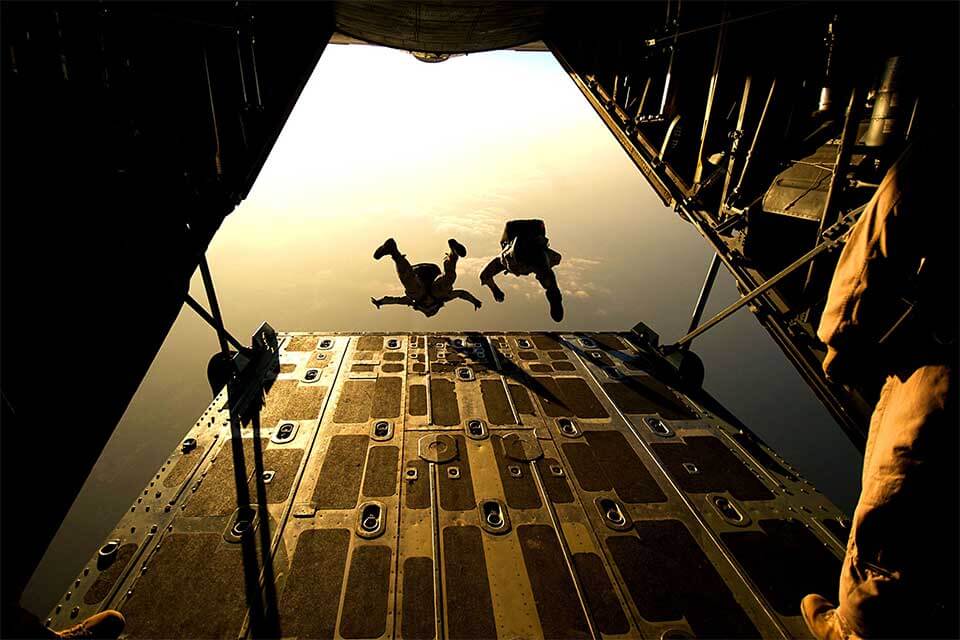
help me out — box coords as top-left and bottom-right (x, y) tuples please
(371, 237), (482, 317)
(479, 219), (564, 322)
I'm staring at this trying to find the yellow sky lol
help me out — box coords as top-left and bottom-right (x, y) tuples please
(196, 44), (710, 334)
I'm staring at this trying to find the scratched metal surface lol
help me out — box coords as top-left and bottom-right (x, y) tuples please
(49, 332), (847, 639)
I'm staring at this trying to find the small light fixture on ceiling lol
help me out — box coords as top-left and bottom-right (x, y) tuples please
(411, 51), (452, 63)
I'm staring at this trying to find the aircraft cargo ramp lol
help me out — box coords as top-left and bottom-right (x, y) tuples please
(50, 332), (848, 639)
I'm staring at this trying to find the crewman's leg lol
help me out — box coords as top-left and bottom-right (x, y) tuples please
(836, 364), (958, 638)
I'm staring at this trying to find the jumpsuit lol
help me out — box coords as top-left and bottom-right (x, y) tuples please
(818, 146), (958, 638)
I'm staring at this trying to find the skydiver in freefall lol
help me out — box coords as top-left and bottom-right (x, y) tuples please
(371, 238), (482, 317)
(479, 219), (564, 322)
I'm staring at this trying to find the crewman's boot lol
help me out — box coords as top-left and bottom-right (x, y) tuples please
(448, 239), (467, 258)
(546, 287), (564, 322)
(801, 594), (860, 640)
(48, 610), (125, 639)
(374, 238), (398, 260)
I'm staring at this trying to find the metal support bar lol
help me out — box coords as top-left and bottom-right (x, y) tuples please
(657, 0), (681, 117)
(198, 254), (231, 356)
(714, 210), (745, 235)
(683, 253), (723, 349)
(670, 204), (866, 349)
(636, 76), (652, 119)
(659, 43), (676, 117)
(729, 78), (776, 207)
(815, 89), (861, 236)
(202, 47), (223, 177)
(694, 10), (727, 185)
(249, 32), (263, 110)
(720, 76), (751, 215)
(878, 303), (915, 345)
(687, 202), (868, 447)
(234, 27), (250, 108)
(185, 294), (246, 352)
(878, 260), (925, 344)
(644, 3), (808, 48)
(659, 114), (683, 160)
(801, 89), (861, 303)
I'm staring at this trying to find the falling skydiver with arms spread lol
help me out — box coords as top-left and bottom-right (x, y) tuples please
(480, 219), (564, 322)
(371, 237), (482, 317)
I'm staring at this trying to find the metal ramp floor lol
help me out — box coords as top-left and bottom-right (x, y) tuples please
(50, 332), (848, 639)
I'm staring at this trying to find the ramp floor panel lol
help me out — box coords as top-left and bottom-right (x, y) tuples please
(311, 435), (369, 509)
(400, 557), (435, 640)
(340, 545), (393, 639)
(721, 519), (843, 616)
(651, 435), (775, 501)
(517, 524), (591, 639)
(608, 521), (760, 638)
(277, 528), (350, 640)
(52, 332), (848, 639)
(121, 533), (253, 639)
(82, 544), (136, 606)
(183, 438), (268, 517)
(443, 525), (497, 640)
(573, 551), (631, 635)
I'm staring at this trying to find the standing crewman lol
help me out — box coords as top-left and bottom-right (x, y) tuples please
(479, 219), (565, 322)
(371, 237), (482, 317)
(801, 142), (958, 639)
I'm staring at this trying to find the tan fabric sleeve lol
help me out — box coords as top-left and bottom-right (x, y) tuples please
(817, 149), (922, 381)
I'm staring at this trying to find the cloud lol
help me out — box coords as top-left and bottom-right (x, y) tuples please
(554, 256), (605, 301)
(433, 207), (507, 238)
(453, 257), (491, 279)
(453, 251), (610, 304)
(562, 257), (601, 267)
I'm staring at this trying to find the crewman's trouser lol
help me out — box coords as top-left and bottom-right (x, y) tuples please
(838, 363), (958, 638)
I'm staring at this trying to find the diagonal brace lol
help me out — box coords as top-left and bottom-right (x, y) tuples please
(667, 203), (867, 350)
